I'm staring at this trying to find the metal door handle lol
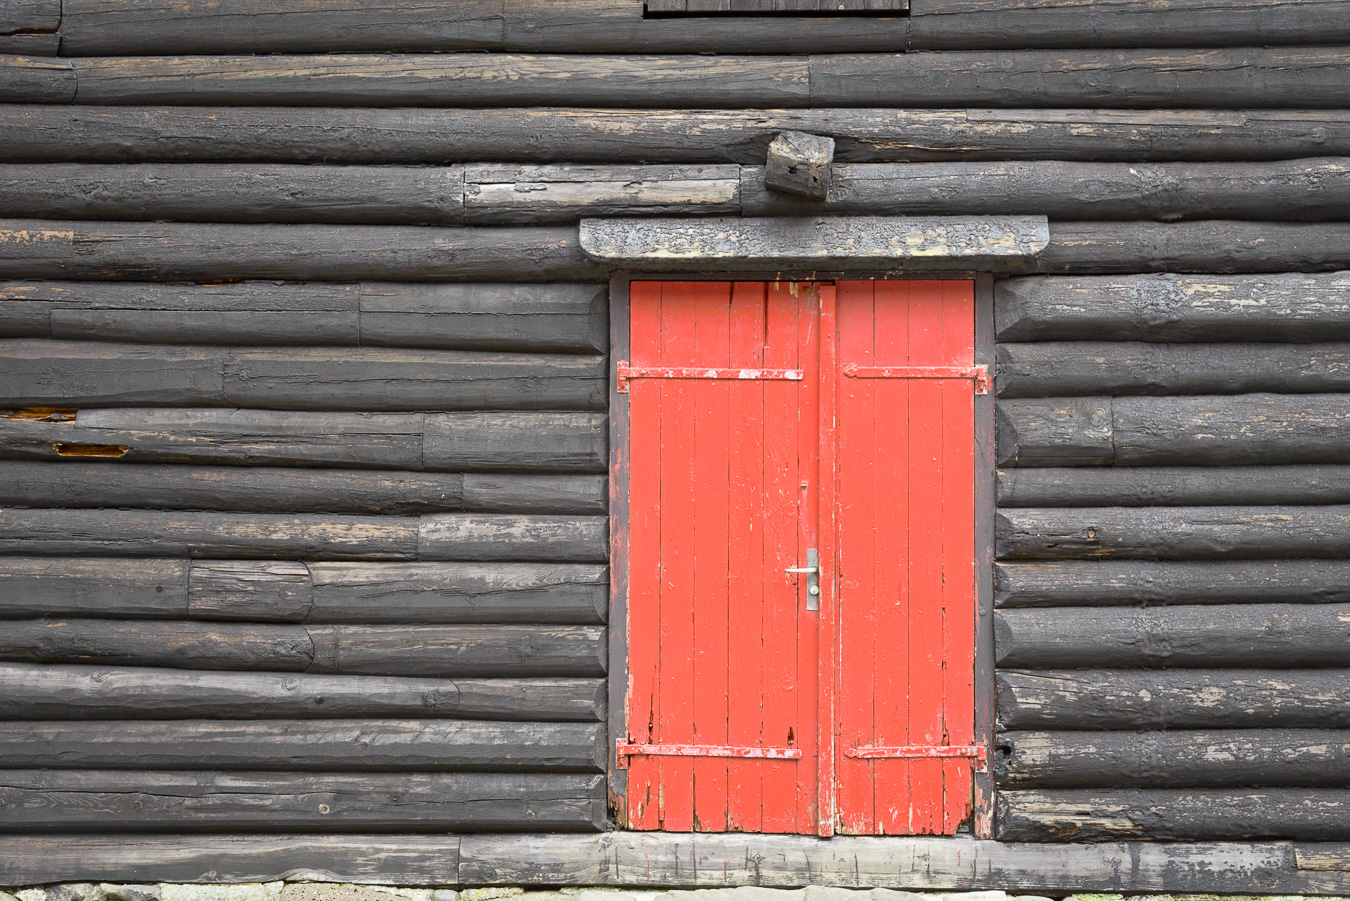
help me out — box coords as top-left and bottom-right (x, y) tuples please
(786, 548), (820, 611)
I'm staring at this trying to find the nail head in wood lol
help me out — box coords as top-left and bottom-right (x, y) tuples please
(765, 131), (835, 200)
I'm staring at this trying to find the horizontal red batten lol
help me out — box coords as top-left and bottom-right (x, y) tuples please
(842, 363), (991, 394)
(616, 362), (804, 393)
(616, 741), (804, 768)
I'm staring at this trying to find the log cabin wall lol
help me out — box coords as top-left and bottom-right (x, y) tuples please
(2, 0), (1350, 870)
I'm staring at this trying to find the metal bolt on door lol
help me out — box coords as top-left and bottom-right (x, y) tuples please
(618, 280), (982, 836)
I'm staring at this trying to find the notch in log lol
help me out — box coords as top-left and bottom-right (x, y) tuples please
(764, 131), (834, 200)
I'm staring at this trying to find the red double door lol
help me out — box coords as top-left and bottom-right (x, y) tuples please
(620, 280), (981, 836)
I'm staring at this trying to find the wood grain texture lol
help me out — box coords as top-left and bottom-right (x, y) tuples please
(997, 342), (1350, 397)
(908, 0), (1350, 50)
(0, 220), (601, 281)
(464, 164), (740, 224)
(417, 514), (608, 563)
(995, 560), (1350, 608)
(0, 0), (60, 36)
(998, 669), (1350, 731)
(0, 164), (466, 225)
(0, 770), (607, 832)
(744, 159), (1350, 221)
(4, 107), (1350, 165)
(997, 466), (1350, 508)
(0, 33), (59, 54)
(422, 412), (608, 473)
(995, 272), (1350, 343)
(0, 663), (604, 721)
(68, 55), (809, 108)
(997, 789), (1350, 841)
(0, 720), (605, 772)
(1036, 221), (1350, 274)
(306, 625), (606, 677)
(998, 729), (1350, 789)
(0, 56), (74, 102)
(995, 603), (1350, 668)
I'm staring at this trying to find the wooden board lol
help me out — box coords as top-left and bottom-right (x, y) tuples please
(997, 466), (1350, 508)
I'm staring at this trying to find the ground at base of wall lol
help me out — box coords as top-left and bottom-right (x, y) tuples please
(6, 885), (1350, 901)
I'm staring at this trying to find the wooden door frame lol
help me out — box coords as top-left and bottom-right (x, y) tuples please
(608, 271), (996, 837)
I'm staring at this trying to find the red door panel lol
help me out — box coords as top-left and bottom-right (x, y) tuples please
(622, 279), (978, 836)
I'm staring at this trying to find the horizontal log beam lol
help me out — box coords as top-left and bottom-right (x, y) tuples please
(58, 0), (908, 55)
(1035, 221), (1350, 274)
(0, 621), (606, 676)
(997, 466), (1350, 508)
(5, 49), (1346, 109)
(995, 560), (1350, 608)
(995, 272), (1350, 343)
(0, 462), (607, 516)
(0, 0), (60, 36)
(0, 720), (605, 772)
(745, 159), (1350, 222)
(0, 663), (604, 721)
(995, 603), (1350, 668)
(998, 729), (1350, 789)
(0, 339), (605, 411)
(0, 280), (608, 352)
(4, 107), (1349, 166)
(0, 770), (606, 832)
(908, 0), (1350, 50)
(997, 395), (1350, 467)
(997, 342), (1350, 398)
(997, 506), (1350, 561)
(998, 669), (1350, 731)
(997, 789), (1350, 841)
(0, 409), (608, 473)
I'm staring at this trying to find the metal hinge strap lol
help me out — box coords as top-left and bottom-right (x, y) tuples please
(616, 363), (804, 393)
(616, 740), (802, 768)
(842, 364), (991, 395)
(845, 744), (987, 768)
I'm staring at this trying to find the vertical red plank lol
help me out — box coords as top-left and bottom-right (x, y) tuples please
(834, 280), (877, 834)
(760, 281), (806, 832)
(656, 281), (700, 832)
(726, 282), (767, 832)
(870, 280), (914, 835)
(625, 281), (664, 829)
(691, 283), (732, 830)
(795, 284), (823, 834)
(939, 279), (977, 832)
(815, 284), (839, 837)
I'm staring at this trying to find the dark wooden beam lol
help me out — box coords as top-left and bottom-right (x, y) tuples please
(0, 0), (61, 36)
(997, 466), (1350, 509)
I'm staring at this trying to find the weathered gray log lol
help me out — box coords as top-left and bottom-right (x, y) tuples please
(1035, 221), (1350, 275)
(0, 663), (604, 721)
(995, 603), (1350, 668)
(417, 514), (607, 563)
(997, 506), (1350, 561)
(763, 132), (834, 200)
(0, 508), (421, 560)
(997, 342), (1350, 398)
(0, 720), (606, 772)
(57, 0), (908, 54)
(997, 789), (1350, 841)
(997, 466), (1350, 508)
(0, 55), (73, 103)
(996, 560), (1350, 608)
(998, 669), (1350, 731)
(0, 621), (606, 676)
(0, 34), (59, 54)
(995, 273), (1350, 343)
(0, 620), (315, 671)
(0, 556), (190, 618)
(0, 462), (606, 515)
(0, 164), (465, 225)
(463, 164), (740, 224)
(422, 412), (607, 473)
(997, 729), (1350, 789)
(0, 281), (607, 352)
(356, 283), (607, 353)
(0, 0), (60, 36)
(997, 395), (1350, 467)
(4, 107), (1350, 166)
(67, 55), (809, 108)
(188, 561), (311, 622)
(745, 159), (1350, 221)
(27, 49), (1348, 109)
(304, 562), (607, 624)
(307, 624), (606, 678)
(0, 220), (601, 281)
(0, 770), (606, 832)
(908, 0), (1350, 50)
(0, 409), (607, 473)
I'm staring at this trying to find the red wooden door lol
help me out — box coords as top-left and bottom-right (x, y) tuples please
(620, 279), (979, 836)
